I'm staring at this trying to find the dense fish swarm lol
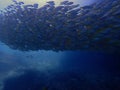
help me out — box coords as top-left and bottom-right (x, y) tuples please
(0, 0), (120, 52)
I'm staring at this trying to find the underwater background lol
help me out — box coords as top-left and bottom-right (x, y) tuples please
(0, 0), (120, 90)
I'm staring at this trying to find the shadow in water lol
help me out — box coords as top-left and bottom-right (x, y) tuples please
(3, 68), (120, 90)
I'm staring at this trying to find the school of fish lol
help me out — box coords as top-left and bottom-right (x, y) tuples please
(0, 0), (120, 52)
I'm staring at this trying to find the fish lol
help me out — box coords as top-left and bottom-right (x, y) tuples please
(0, 0), (120, 52)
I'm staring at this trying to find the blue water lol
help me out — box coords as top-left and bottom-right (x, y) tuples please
(0, 0), (120, 90)
(0, 42), (120, 90)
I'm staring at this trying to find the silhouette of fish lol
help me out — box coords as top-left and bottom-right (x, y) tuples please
(0, 0), (120, 53)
